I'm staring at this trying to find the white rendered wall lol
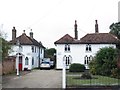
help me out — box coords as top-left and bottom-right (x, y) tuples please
(56, 44), (116, 69)
(9, 45), (44, 70)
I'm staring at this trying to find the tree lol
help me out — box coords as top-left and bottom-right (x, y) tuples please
(89, 47), (120, 78)
(109, 22), (120, 39)
(0, 38), (11, 61)
(0, 32), (11, 61)
(45, 48), (56, 60)
(45, 48), (56, 68)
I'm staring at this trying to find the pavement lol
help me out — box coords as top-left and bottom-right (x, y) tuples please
(2, 69), (62, 88)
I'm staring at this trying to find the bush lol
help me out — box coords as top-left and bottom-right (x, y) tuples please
(89, 47), (119, 78)
(80, 72), (92, 79)
(69, 63), (85, 72)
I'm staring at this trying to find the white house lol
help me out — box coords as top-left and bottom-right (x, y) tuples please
(9, 27), (45, 70)
(54, 20), (120, 69)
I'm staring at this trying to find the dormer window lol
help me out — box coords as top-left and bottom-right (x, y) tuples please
(86, 44), (92, 52)
(64, 44), (71, 52)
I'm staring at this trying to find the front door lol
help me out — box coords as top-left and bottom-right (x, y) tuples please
(19, 56), (22, 71)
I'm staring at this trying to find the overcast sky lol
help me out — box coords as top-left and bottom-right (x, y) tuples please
(0, 0), (119, 48)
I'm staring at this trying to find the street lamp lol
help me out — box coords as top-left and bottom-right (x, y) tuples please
(16, 40), (20, 76)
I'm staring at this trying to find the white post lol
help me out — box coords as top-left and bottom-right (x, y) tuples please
(16, 54), (19, 76)
(62, 59), (66, 89)
(16, 40), (20, 76)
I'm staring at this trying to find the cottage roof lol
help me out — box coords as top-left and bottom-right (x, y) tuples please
(54, 34), (80, 44)
(54, 33), (120, 45)
(80, 33), (120, 44)
(10, 33), (45, 48)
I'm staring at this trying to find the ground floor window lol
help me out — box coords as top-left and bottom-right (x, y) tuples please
(32, 57), (34, 65)
(25, 57), (29, 65)
(63, 55), (72, 66)
(84, 55), (92, 65)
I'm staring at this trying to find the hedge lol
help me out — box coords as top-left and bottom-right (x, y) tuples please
(69, 63), (85, 72)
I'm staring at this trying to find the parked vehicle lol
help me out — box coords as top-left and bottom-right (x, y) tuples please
(43, 58), (50, 62)
(50, 61), (54, 68)
(40, 62), (51, 70)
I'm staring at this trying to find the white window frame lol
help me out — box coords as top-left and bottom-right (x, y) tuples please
(64, 44), (71, 52)
(86, 44), (92, 52)
(25, 57), (29, 65)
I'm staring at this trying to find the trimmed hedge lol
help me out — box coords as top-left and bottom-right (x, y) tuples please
(69, 63), (85, 72)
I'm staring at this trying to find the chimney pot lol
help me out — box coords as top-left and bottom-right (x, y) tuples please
(74, 20), (78, 39)
(12, 26), (16, 40)
(23, 30), (25, 33)
(30, 29), (33, 38)
(95, 20), (99, 33)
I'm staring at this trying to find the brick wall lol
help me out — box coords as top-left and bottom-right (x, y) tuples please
(2, 56), (16, 75)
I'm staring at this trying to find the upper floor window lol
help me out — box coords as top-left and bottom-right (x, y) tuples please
(65, 44), (71, 52)
(86, 44), (92, 52)
(35, 47), (36, 53)
(40, 49), (42, 54)
(19, 46), (23, 52)
(31, 46), (34, 52)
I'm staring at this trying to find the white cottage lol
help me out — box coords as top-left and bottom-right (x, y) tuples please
(9, 27), (45, 70)
(54, 20), (120, 69)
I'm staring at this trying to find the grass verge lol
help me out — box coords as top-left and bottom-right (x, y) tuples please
(67, 75), (120, 86)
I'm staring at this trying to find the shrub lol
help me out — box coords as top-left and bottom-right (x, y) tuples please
(80, 72), (92, 79)
(89, 47), (119, 78)
(69, 63), (85, 72)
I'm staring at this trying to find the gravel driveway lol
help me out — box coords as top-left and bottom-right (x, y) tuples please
(3, 69), (62, 88)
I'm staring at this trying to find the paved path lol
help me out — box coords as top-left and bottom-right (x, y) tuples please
(2, 69), (62, 88)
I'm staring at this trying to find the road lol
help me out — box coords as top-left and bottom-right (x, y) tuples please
(2, 69), (62, 88)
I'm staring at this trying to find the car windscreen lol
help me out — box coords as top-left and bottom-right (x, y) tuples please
(42, 62), (50, 64)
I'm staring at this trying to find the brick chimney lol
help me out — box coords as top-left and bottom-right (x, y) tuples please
(95, 20), (99, 33)
(74, 20), (78, 39)
(30, 29), (33, 38)
(12, 27), (16, 40)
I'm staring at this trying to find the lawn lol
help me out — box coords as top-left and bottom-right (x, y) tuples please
(67, 74), (120, 86)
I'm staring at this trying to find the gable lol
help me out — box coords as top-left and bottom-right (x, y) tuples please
(54, 34), (80, 44)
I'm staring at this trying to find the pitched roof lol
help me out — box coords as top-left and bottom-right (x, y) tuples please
(80, 33), (120, 44)
(54, 33), (120, 44)
(54, 34), (80, 44)
(10, 33), (45, 48)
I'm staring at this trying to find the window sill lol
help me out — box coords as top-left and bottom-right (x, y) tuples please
(64, 51), (71, 53)
(85, 51), (92, 53)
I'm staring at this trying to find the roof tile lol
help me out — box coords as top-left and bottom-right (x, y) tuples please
(10, 33), (45, 48)
(54, 33), (120, 44)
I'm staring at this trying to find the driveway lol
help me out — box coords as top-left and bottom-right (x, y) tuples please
(2, 69), (62, 88)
